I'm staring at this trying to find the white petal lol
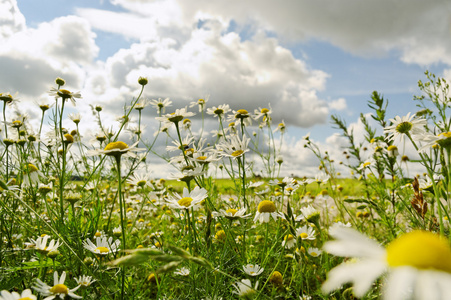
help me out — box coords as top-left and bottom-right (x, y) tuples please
(383, 267), (417, 300)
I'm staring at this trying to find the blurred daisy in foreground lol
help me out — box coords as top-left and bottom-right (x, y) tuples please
(34, 271), (81, 299)
(174, 267), (190, 276)
(322, 226), (451, 299)
(232, 279), (258, 298)
(0, 289), (36, 300)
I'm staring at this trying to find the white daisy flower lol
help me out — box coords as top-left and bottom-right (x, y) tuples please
(216, 134), (250, 159)
(253, 200), (280, 223)
(307, 247), (322, 257)
(206, 104), (231, 119)
(149, 97), (172, 113)
(87, 141), (144, 158)
(189, 95), (209, 112)
(322, 226), (451, 299)
(31, 235), (61, 254)
(384, 113), (427, 145)
(232, 279), (258, 298)
(75, 275), (96, 287)
(83, 236), (121, 255)
(155, 107), (195, 125)
(166, 186), (208, 211)
(281, 234), (296, 249)
(296, 225), (316, 241)
(49, 88), (82, 106)
(214, 208), (252, 220)
(33, 271), (81, 299)
(0, 289), (36, 300)
(174, 267), (190, 276)
(242, 264), (264, 276)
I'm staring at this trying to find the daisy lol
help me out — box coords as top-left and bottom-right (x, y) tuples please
(149, 97), (172, 114)
(174, 267), (190, 276)
(127, 172), (151, 188)
(49, 88), (82, 106)
(216, 134), (250, 159)
(301, 205), (320, 224)
(232, 279), (258, 298)
(242, 264), (264, 276)
(307, 247), (322, 257)
(155, 107), (195, 125)
(33, 271), (81, 299)
(32, 235), (61, 254)
(322, 226), (451, 299)
(22, 163), (42, 187)
(273, 120), (286, 133)
(189, 95), (209, 112)
(83, 236), (121, 255)
(166, 186), (208, 211)
(384, 113), (427, 145)
(253, 105), (272, 121)
(68, 113), (81, 125)
(206, 104), (231, 119)
(75, 275), (96, 287)
(254, 200), (280, 223)
(215, 208), (251, 220)
(0, 289), (37, 300)
(281, 234), (296, 249)
(0, 92), (19, 105)
(168, 165), (206, 183)
(87, 141), (144, 158)
(296, 225), (316, 241)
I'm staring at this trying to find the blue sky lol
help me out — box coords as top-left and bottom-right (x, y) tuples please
(3, 0), (451, 176)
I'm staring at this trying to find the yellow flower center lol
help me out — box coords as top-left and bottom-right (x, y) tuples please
(257, 200), (276, 213)
(57, 89), (72, 98)
(269, 271), (283, 285)
(226, 208), (238, 215)
(64, 134), (74, 143)
(261, 108), (269, 114)
(387, 145), (398, 151)
(104, 141), (128, 151)
(50, 284), (68, 294)
(395, 121), (413, 134)
(94, 232), (102, 237)
(439, 132), (451, 138)
(95, 246), (110, 253)
(386, 230), (451, 273)
(284, 234), (294, 241)
(231, 150), (244, 157)
(197, 156), (207, 160)
(27, 163), (38, 173)
(19, 297), (33, 300)
(178, 197), (193, 207)
(300, 232), (308, 239)
(198, 99), (205, 104)
(237, 109), (248, 114)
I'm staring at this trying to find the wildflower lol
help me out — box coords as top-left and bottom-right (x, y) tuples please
(189, 95), (209, 112)
(384, 113), (427, 145)
(386, 145), (399, 157)
(68, 113), (81, 124)
(49, 88), (82, 106)
(149, 98), (172, 113)
(206, 104), (231, 119)
(216, 134), (250, 159)
(0, 92), (19, 105)
(254, 200), (280, 223)
(156, 107), (195, 125)
(282, 234), (296, 249)
(253, 105), (272, 121)
(75, 275), (96, 287)
(274, 120), (286, 133)
(322, 226), (451, 299)
(83, 236), (120, 255)
(88, 141), (144, 158)
(301, 205), (320, 224)
(168, 165), (206, 183)
(269, 271), (283, 285)
(166, 186), (208, 211)
(242, 264), (264, 276)
(33, 235), (61, 254)
(307, 247), (322, 257)
(127, 173), (151, 188)
(0, 289), (37, 300)
(232, 279), (258, 298)
(23, 163), (42, 187)
(215, 208), (251, 220)
(33, 271), (81, 299)
(174, 267), (190, 276)
(296, 225), (316, 240)
(138, 76), (148, 86)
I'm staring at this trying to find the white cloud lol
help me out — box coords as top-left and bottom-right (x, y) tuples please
(0, 0), (25, 39)
(329, 98), (347, 111)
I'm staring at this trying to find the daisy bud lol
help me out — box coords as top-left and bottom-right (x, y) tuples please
(55, 77), (66, 86)
(138, 76), (148, 86)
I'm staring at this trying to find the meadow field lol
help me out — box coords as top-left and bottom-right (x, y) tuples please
(2, 71), (451, 299)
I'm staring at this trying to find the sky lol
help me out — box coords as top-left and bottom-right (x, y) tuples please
(2, 0), (451, 178)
